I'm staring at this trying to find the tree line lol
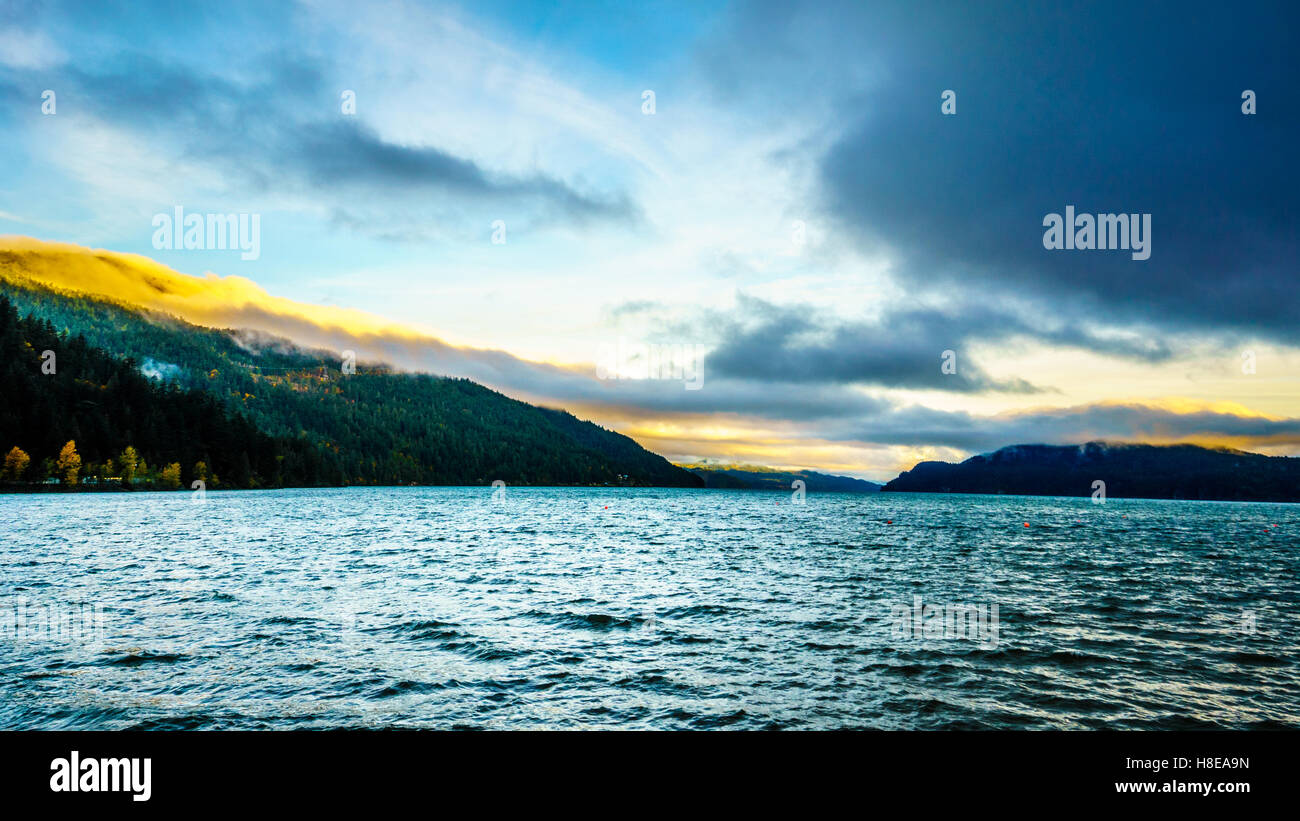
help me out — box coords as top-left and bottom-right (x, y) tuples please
(0, 294), (338, 489)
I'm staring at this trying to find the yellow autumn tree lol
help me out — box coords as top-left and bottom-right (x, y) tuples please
(57, 440), (81, 485)
(118, 446), (140, 483)
(3, 446), (30, 481)
(160, 462), (182, 490)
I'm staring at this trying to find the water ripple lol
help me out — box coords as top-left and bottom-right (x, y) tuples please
(0, 487), (1296, 729)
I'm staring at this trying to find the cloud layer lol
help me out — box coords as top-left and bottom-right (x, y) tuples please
(5, 237), (1298, 481)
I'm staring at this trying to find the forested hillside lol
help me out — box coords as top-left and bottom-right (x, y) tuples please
(883, 442), (1300, 502)
(0, 294), (330, 488)
(682, 464), (882, 492)
(0, 277), (701, 488)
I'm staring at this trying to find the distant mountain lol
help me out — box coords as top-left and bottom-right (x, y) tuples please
(681, 463), (882, 493)
(882, 442), (1300, 503)
(0, 276), (701, 489)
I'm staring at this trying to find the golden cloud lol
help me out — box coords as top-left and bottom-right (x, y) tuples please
(0, 236), (430, 342)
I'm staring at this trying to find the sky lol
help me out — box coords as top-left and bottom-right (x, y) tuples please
(1, 0), (1297, 481)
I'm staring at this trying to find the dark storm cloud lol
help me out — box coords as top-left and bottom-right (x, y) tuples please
(298, 121), (637, 224)
(708, 0), (1300, 342)
(826, 0), (1297, 339)
(683, 294), (1170, 394)
(704, 296), (1039, 393)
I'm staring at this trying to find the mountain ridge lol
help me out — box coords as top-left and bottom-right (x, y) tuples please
(680, 463), (882, 493)
(0, 277), (702, 488)
(882, 441), (1300, 502)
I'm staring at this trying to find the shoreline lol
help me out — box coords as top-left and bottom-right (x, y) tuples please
(1, 483), (1295, 504)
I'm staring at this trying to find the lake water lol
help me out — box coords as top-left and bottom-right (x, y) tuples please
(1, 487), (1296, 729)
